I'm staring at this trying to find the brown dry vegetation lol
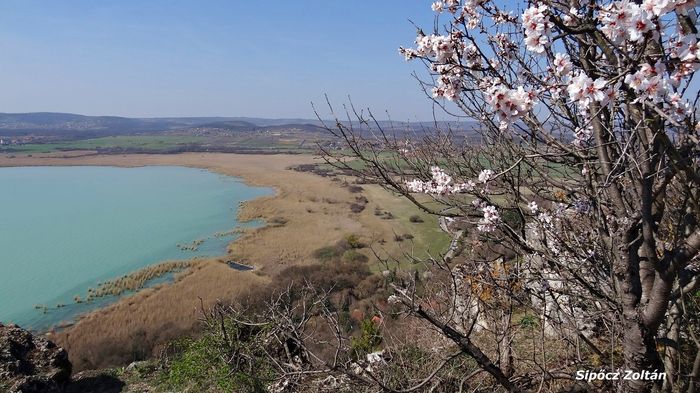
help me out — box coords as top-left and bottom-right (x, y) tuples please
(0, 152), (445, 371)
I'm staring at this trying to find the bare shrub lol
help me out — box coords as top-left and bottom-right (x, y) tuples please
(408, 215), (423, 223)
(349, 203), (365, 213)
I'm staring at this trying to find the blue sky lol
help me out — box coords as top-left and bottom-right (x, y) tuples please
(0, 1), (444, 120)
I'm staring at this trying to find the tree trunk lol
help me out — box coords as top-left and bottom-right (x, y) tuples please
(498, 307), (514, 378)
(688, 347), (700, 393)
(662, 301), (680, 392)
(623, 318), (664, 393)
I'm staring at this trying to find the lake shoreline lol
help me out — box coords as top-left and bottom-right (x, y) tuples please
(0, 153), (298, 324)
(0, 151), (443, 371)
(0, 152), (372, 370)
(0, 163), (273, 333)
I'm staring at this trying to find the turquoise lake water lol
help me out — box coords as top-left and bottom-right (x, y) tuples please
(0, 166), (271, 330)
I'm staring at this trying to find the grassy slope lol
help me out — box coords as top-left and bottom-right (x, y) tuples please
(361, 184), (451, 270)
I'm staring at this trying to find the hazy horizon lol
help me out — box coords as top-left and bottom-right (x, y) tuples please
(0, 1), (453, 121)
(0, 110), (471, 123)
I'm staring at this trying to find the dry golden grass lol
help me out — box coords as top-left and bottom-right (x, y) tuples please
(0, 152), (446, 370)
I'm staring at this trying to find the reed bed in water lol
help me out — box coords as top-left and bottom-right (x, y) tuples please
(85, 260), (193, 300)
(176, 239), (205, 251)
(213, 228), (247, 238)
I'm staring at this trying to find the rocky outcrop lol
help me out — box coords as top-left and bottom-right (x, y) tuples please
(0, 323), (72, 393)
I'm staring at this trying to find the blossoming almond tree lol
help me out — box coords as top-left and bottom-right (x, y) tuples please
(320, 1), (700, 391)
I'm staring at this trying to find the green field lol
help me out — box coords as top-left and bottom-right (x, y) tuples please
(0, 134), (320, 154)
(1, 136), (209, 153)
(362, 184), (452, 271)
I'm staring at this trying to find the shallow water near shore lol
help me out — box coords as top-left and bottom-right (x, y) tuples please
(0, 166), (271, 330)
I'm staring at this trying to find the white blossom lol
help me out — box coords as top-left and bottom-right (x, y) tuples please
(641, 0), (675, 16)
(405, 166), (475, 195)
(462, 43), (482, 68)
(552, 53), (572, 77)
(624, 62), (671, 104)
(478, 169), (494, 183)
(573, 125), (593, 148)
(599, 1), (656, 43)
(567, 72), (611, 109)
(668, 93), (693, 122)
(537, 212), (553, 228)
(522, 5), (551, 54)
(387, 295), (401, 305)
(528, 201), (539, 214)
(484, 83), (536, 127)
(477, 205), (500, 232)
(562, 7), (581, 25)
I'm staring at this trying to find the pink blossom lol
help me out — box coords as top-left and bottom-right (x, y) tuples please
(432, 64), (464, 100)
(567, 73), (611, 109)
(641, 0), (674, 16)
(624, 62), (671, 103)
(493, 10), (514, 25)
(484, 83), (536, 127)
(452, 180), (476, 193)
(490, 34), (518, 59)
(563, 7), (581, 26)
(461, 0), (483, 29)
(599, 1), (655, 43)
(405, 32), (469, 101)
(573, 126), (593, 148)
(462, 43), (482, 68)
(552, 53), (572, 77)
(667, 35), (700, 84)
(522, 5), (550, 54)
(668, 93), (693, 122)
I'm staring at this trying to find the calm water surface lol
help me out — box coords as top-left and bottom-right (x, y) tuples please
(0, 166), (271, 330)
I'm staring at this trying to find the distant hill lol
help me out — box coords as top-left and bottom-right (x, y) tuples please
(194, 120), (325, 134)
(0, 113), (184, 137)
(0, 112), (479, 139)
(0, 112), (329, 137)
(193, 120), (259, 132)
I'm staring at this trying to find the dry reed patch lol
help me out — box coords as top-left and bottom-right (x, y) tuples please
(88, 260), (192, 299)
(51, 259), (269, 371)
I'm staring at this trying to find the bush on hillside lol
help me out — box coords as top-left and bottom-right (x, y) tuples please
(341, 250), (369, 264)
(409, 215), (423, 223)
